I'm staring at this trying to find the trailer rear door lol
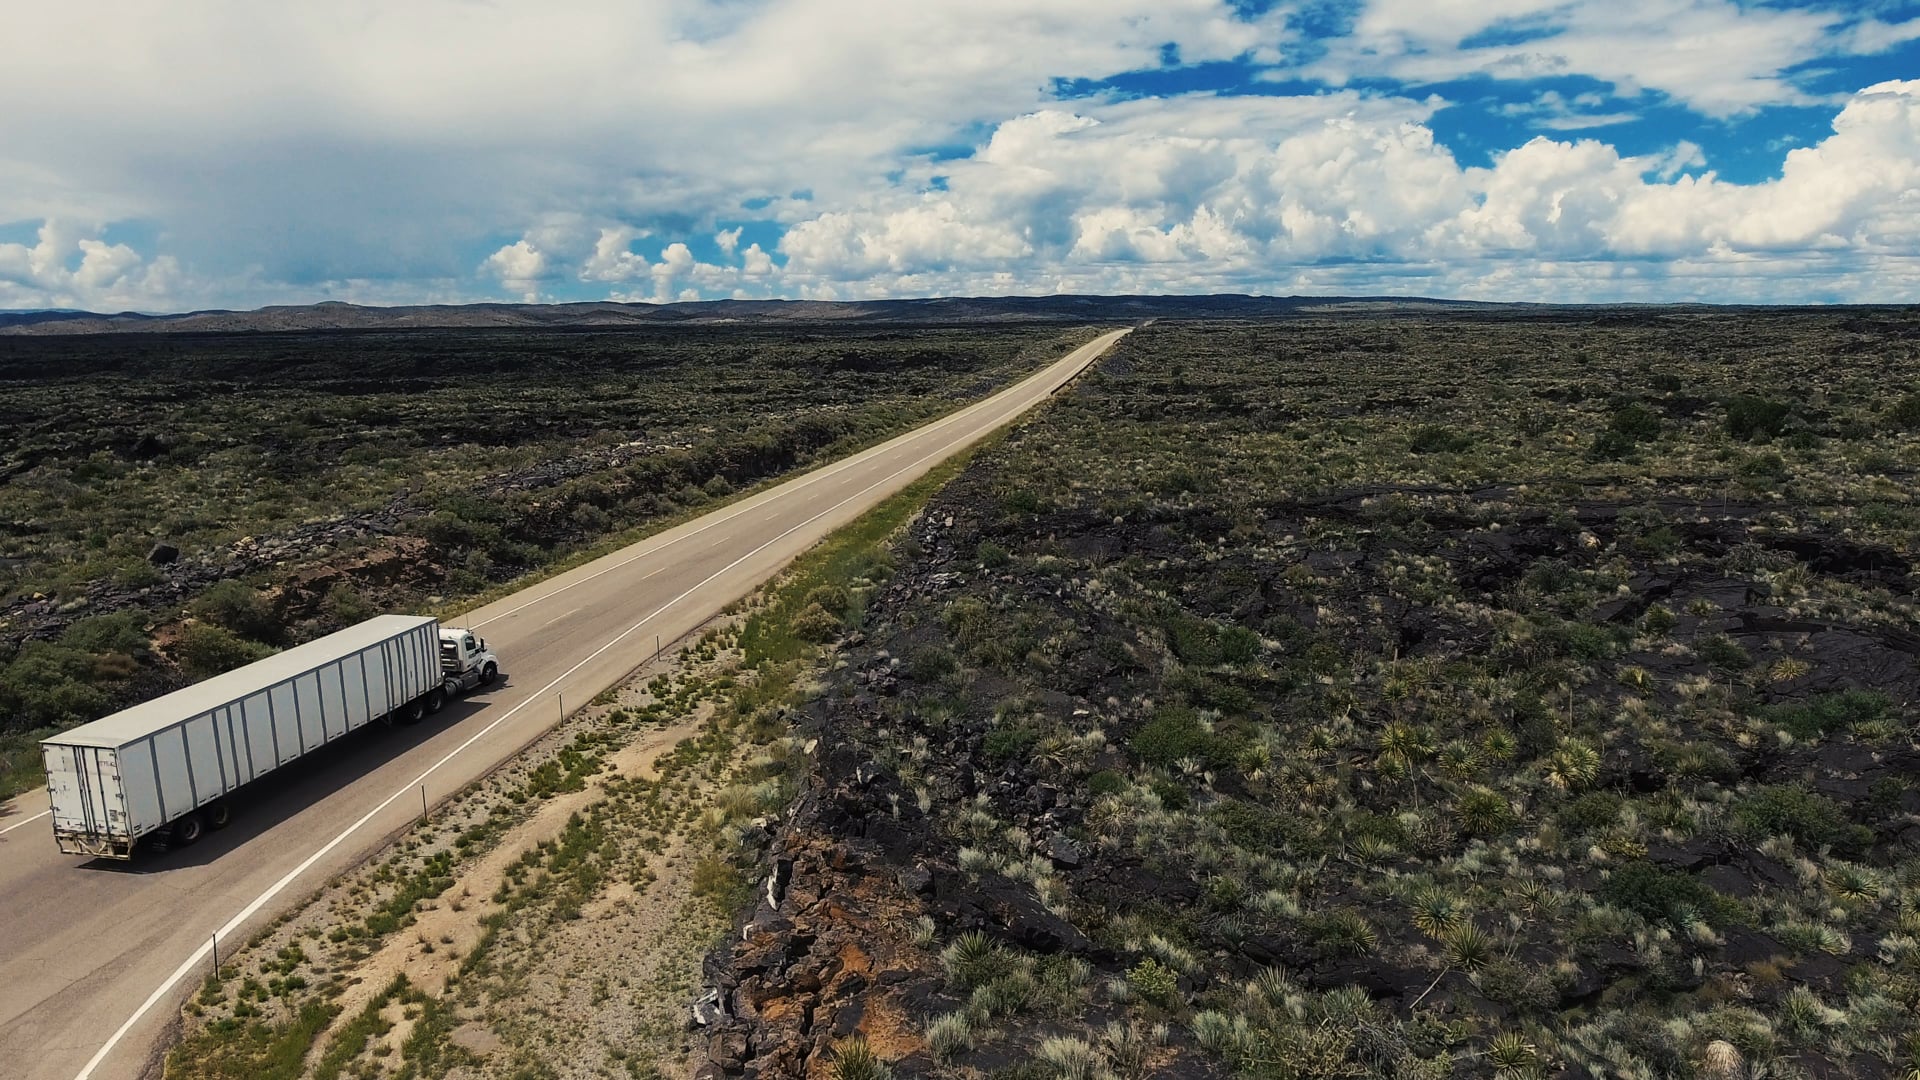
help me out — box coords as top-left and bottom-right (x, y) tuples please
(44, 743), (128, 855)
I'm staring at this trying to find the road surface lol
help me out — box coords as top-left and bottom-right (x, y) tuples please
(0, 328), (1127, 1080)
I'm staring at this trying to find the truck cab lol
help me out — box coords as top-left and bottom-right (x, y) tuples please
(438, 628), (500, 691)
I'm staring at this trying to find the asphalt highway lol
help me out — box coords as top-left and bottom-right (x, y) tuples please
(0, 327), (1127, 1080)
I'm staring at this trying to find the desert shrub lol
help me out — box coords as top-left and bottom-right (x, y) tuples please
(1409, 425), (1474, 454)
(1592, 403), (1664, 459)
(1885, 391), (1920, 430)
(802, 584), (851, 615)
(1609, 403), (1664, 441)
(791, 602), (842, 643)
(190, 580), (281, 643)
(689, 857), (744, 901)
(1087, 770), (1128, 796)
(1129, 707), (1220, 769)
(975, 541), (1011, 569)
(1725, 395), (1791, 442)
(61, 612), (150, 656)
(1767, 689), (1892, 740)
(1126, 958), (1180, 1006)
(0, 642), (110, 728)
(1148, 778), (1190, 810)
(1599, 863), (1723, 927)
(1217, 624), (1262, 665)
(1310, 909), (1379, 956)
(1559, 791), (1624, 833)
(904, 645), (958, 683)
(1588, 429), (1639, 461)
(1694, 633), (1751, 671)
(1163, 614), (1223, 666)
(982, 717), (1042, 764)
(174, 624), (273, 680)
(925, 1012), (973, 1062)
(320, 585), (377, 626)
(1732, 784), (1864, 850)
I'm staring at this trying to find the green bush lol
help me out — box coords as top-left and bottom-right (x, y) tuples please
(1885, 391), (1920, 430)
(975, 541), (1011, 569)
(1409, 425), (1474, 454)
(1732, 784), (1864, 850)
(1768, 689), (1892, 740)
(1126, 958), (1181, 1006)
(904, 645), (958, 683)
(1725, 395), (1791, 442)
(319, 585), (377, 626)
(1695, 633), (1751, 671)
(1599, 863), (1723, 927)
(0, 642), (110, 728)
(1218, 624), (1262, 665)
(1608, 403), (1664, 442)
(175, 624), (274, 680)
(1087, 769), (1128, 796)
(982, 718), (1041, 764)
(1129, 707), (1219, 768)
(60, 611), (151, 656)
(791, 602), (842, 643)
(190, 580), (281, 644)
(1588, 429), (1639, 462)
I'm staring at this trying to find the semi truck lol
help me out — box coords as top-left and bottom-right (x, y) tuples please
(40, 614), (500, 859)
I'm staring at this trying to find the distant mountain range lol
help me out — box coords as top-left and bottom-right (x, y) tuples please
(0, 294), (1523, 334)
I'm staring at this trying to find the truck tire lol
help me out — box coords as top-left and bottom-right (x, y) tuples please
(205, 801), (233, 830)
(171, 813), (205, 846)
(399, 698), (427, 725)
(426, 688), (447, 714)
(480, 662), (498, 686)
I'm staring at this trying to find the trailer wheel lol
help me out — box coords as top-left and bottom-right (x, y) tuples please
(171, 813), (205, 846)
(425, 688), (447, 714)
(205, 802), (233, 830)
(399, 698), (427, 725)
(480, 662), (498, 686)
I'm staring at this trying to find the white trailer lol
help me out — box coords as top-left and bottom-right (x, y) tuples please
(41, 614), (499, 859)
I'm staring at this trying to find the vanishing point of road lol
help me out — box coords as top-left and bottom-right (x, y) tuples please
(0, 328), (1129, 1080)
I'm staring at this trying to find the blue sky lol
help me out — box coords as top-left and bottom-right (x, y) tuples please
(1, 0), (1917, 311)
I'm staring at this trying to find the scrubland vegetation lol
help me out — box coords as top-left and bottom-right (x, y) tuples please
(0, 324), (1087, 795)
(711, 310), (1920, 1080)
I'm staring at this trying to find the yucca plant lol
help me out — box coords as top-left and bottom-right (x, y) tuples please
(1442, 921), (1497, 971)
(1410, 887), (1465, 938)
(1438, 739), (1481, 777)
(1454, 786), (1513, 838)
(1317, 909), (1380, 956)
(1824, 860), (1887, 904)
(829, 1037), (894, 1080)
(1544, 738), (1601, 791)
(1515, 878), (1563, 915)
(1487, 1030), (1539, 1074)
(942, 931), (1010, 990)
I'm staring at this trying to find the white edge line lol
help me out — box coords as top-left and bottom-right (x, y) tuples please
(0, 810), (50, 836)
(71, 329), (1125, 1080)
